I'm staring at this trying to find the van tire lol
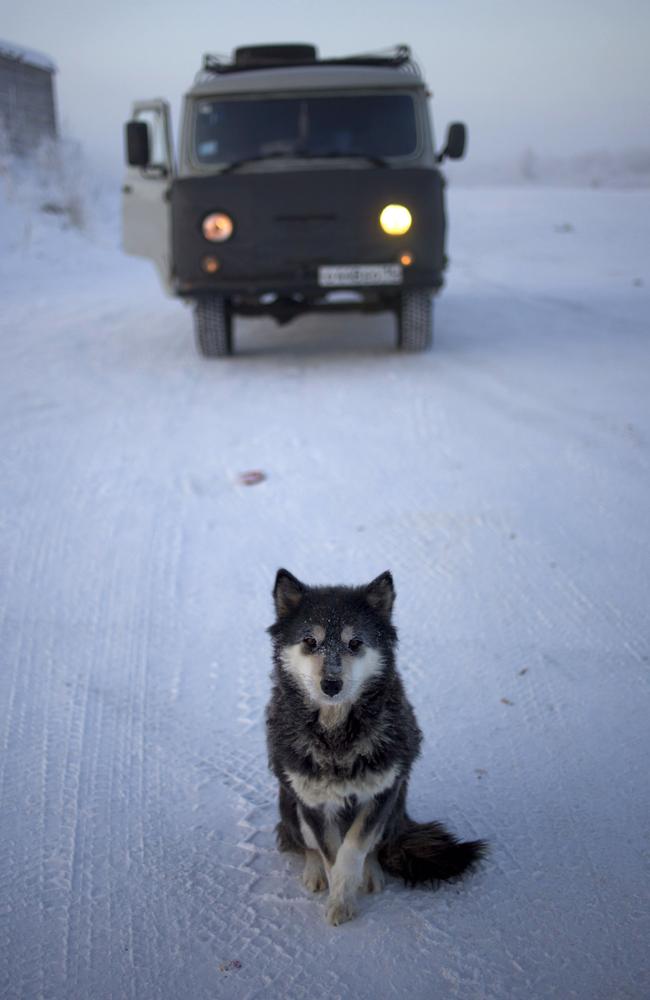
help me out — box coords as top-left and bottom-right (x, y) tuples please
(397, 289), (433, 352)
(194, 296), (233, 357)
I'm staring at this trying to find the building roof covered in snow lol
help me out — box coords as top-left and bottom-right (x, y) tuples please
(0, 38), (56, 73)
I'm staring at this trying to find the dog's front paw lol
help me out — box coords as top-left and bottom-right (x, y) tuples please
(302, 853), (327, 892)
(325, 896), (357, 926)
(303, 869), (328, 892)
(362, 855), (385, 894)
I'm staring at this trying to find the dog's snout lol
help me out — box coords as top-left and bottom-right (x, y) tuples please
(320, 676), (343, 697)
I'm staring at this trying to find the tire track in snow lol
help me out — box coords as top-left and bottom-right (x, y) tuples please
(0, 426), (101, 999)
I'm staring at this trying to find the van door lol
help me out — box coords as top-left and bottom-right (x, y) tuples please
(121, 99), (175, 292)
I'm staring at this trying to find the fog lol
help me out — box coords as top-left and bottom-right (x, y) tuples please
(3, 0), (648, 179)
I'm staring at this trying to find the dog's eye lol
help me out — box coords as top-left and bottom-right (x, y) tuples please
(348, 638), (363, 653)
(303, 636), (318, 650)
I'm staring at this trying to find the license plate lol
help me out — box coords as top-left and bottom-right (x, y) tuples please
(318, 264), (403, 287)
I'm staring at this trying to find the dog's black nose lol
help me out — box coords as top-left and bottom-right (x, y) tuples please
(320, 676), (342, 697)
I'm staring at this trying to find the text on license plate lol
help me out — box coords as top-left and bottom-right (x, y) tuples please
(318, 264), (403, 287)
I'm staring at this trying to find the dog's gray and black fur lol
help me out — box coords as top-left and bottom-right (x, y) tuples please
(266, 568), (486, 925)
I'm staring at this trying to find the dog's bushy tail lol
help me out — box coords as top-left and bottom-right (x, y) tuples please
(378, 819), (486, 885)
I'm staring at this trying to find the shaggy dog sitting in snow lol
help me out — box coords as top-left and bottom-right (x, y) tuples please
(266, 569), (485, 925)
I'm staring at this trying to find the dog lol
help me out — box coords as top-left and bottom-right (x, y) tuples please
(266, 568), (486, 925)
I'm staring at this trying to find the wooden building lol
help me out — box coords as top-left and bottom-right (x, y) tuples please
(0, 39), (57, 155)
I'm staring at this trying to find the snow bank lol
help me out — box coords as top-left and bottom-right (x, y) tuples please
(0, 135), (119, 281)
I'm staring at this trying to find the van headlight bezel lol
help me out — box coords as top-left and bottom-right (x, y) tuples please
(202, 211), (234, 242)
(379, 204), (413, 236)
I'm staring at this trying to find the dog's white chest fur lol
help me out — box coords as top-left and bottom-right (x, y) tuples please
(285, 764), (398, 810)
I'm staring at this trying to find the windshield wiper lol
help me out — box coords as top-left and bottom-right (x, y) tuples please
(220, 151), (299, 174)
(221, 150), (388, 173)
(296, 150), (388, 167)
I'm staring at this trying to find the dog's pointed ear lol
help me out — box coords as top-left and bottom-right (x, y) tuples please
(365, 571), (395, 619)
(273, 568), (306, 618)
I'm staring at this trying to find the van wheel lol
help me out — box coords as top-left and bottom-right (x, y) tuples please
(194, 296), (233, 357)
(397, 289), (433, 352)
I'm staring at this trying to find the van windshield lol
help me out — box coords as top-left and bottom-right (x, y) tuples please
(194, 94), (417, 164)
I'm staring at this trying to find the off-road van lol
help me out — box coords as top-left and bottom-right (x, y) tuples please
(122, 43), (466, 356)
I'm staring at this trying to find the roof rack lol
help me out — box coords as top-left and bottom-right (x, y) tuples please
(196, 44), (420, 82)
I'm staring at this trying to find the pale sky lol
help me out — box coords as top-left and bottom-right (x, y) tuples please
(3, 0), (649, 177)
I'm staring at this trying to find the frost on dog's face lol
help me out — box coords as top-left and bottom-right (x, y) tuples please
(269, 569), (396, 706)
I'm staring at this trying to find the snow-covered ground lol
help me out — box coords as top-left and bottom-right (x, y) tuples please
(1, 175), (649, 1000)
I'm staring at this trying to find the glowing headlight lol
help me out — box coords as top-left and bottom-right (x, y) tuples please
(202, 212), (234, 242)
(379, 204), (412, 236)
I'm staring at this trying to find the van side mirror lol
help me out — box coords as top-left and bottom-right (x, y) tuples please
(125, 121), (150, 167)
(438, 122), (467, 162)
